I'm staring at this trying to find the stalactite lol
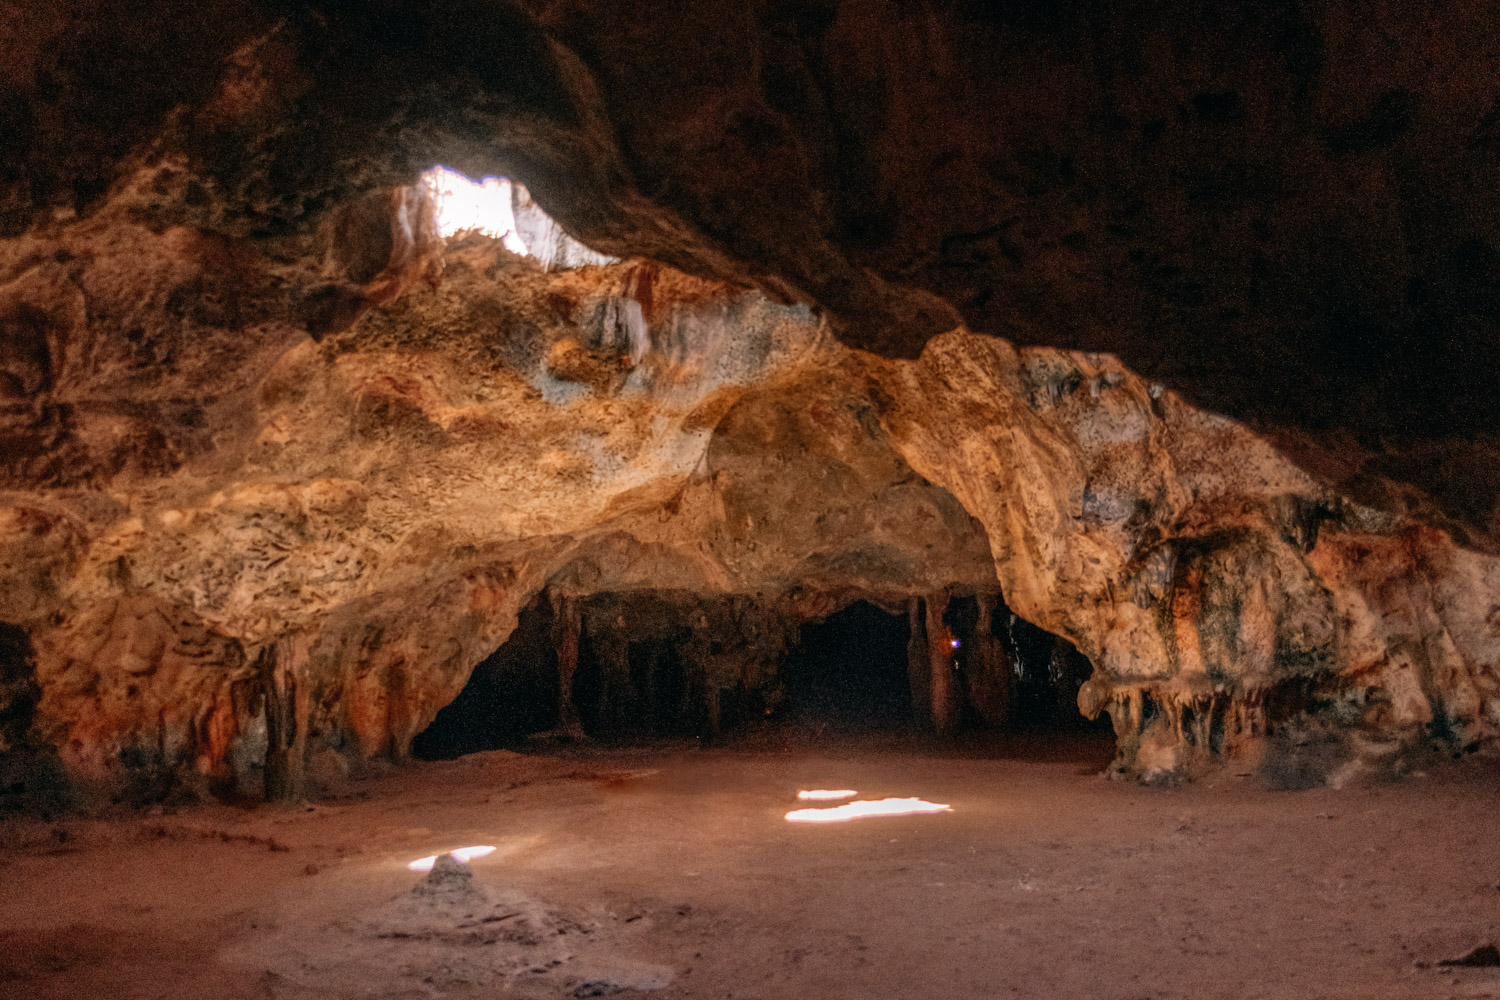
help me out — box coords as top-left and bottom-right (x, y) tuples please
(602, 295), (650, 369)
(1195, 695), (1215, 751)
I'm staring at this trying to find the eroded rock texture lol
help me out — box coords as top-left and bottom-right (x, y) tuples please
(3, 1), (1500, 800)
(0, 209), (997, 800)
(0, 181), (1495, 800)
(3, 0), (1498, 546)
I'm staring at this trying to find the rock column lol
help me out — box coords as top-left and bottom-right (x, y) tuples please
(907, 598), (933, 727)
(965, 594), (1015, 727)
(550, 592), (585, 737)
(258, 634), (310, 804)
(594, 631), (632, 734)
(926, 594), (960, 736)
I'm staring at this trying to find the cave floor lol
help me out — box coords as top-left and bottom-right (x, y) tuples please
(3, 731), (1500, 1000)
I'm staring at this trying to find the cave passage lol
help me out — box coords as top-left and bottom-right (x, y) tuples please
(945, 595), (1109, 734)
(781, 601), (914, 730)
(412, 588), (1110, 764)
(411, 595), (560, 760)
(569, 592), (709, 740)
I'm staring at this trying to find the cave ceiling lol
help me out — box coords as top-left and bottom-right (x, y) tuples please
(2, 1), (1500, 798)
(3, 0), (1497, 546)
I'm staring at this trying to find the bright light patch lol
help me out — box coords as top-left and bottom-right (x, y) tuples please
(407, 845), (497, 872)
(797, 789), (859, 801)
(785, 797), (952, 824)
(422, 166), (528, 254)
(949, 639), (961, 649)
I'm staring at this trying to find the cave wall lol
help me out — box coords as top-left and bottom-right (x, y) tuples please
(4, 0), (1497, 547)
(0, 191), (1496, 801)
(870, 335), (1500, 781)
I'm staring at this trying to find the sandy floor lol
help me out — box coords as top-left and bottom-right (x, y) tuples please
(3, 730), (1500, 1000)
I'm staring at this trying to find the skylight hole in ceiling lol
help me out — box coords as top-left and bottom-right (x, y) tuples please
(420, 165), (617, 271)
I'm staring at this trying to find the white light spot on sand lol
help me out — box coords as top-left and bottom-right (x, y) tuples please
(785, 798), (952, 824)
(407, 845), (497, 871)
(797, 789), (859, 801)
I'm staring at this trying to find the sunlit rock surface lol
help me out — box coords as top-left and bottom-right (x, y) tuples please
(869, 337), (1500, 782)
(0, 209), (993, 799)
(4, 1), (1498, 547)
(0, 177), (1496, 799)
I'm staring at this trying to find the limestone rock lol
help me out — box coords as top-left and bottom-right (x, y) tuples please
(0, 188), (1495, 795)
(4, 1), (1499, 544)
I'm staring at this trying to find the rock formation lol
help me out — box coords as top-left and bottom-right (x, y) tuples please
(1, 3), (1499, 803)
(0, 177), (1496, 801)
(4, 0), (1497, 547)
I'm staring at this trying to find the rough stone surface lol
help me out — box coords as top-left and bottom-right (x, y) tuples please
(0, 185), (1496, 797)
(3, 1), (1498, 546)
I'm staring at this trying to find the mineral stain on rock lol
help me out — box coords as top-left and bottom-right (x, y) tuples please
(0, 218), (1494, 799)
(2, 5), (1500, 996)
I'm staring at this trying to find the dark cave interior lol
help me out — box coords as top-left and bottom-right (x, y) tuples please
(782, 601), (912, 730)
(413, 591), (1106, 760)
(411, 598), (560, 761)
(6, 4), (1500, 995)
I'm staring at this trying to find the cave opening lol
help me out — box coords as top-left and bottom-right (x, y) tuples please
(420, 165), (615, 269)
(781, 601), (914, 731)
(0, 622), (38, 745)
(422, 166), (528, 252)
(0, 622), (41, 797)
(412, 588), (1111, 762)
(411, 594), (560, 761)
(0, 622), (67, 811)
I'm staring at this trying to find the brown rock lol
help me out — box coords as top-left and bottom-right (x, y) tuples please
(0, 180), (1495, 798)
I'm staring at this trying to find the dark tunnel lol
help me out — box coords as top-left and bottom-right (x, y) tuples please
(412, 595), (560, 760)
(780, 601), (914, 730)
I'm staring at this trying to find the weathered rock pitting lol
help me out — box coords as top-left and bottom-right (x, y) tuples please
(6, 1), (1498, 547)
(0, 187), (1496, 801)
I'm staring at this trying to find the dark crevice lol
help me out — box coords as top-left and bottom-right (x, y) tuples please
(412, 594), (560, 760)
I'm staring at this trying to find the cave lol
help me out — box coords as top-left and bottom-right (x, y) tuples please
(411, 593), (561, 760)
(5, 4), (1500, 998)
(412, 591), (1112, 760)
(781, 601), (913, 731)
